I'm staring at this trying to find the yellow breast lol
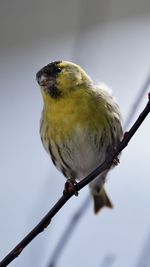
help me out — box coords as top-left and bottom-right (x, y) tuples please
(41, 89), (107, 145)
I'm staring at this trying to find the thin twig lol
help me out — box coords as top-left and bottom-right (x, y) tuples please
(0, 94), (150, 267)
(124, 73), (150, 129)
(135, 226), (150, 267)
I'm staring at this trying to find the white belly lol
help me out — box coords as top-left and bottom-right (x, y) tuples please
(48, 127), (106, 180)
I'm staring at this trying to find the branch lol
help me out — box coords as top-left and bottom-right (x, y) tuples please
(135, 227), (150, 267)
(124, 73), (150, 129)
(0, 94), (150, 267)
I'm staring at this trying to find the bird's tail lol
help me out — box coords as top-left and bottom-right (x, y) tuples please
(93, 187), (113, 213)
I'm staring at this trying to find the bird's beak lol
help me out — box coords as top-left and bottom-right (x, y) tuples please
(37, 75), (56, 91)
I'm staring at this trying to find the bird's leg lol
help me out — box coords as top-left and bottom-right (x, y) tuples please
(107, 146), (120, 166)
(112, 156), (120, 166)
(63, 178), (79, 196)
(111, 132), (128, 165)
(112, 133), (129, 166)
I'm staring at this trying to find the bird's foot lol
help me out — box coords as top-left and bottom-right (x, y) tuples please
(108, 147), (120, 166)
(112, 156), (120, 166)
(63, 179), (79, 196)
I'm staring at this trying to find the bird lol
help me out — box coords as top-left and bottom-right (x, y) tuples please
(36, 60), (123, 213)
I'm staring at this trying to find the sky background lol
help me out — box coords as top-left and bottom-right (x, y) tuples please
(0, 0), (150, 267)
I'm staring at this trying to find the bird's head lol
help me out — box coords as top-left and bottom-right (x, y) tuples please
(36, 61), (92, 100)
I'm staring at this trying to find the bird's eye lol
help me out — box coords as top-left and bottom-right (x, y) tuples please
(56, 68), (61, 73)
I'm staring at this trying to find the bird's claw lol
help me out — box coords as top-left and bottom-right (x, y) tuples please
(63, 179), (79, 196)
(113, 157), (120, 166)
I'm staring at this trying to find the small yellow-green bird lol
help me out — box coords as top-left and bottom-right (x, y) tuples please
(36, 61), (123, 213)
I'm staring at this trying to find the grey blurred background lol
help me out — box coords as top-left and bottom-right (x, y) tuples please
(0, 0), (150, 266)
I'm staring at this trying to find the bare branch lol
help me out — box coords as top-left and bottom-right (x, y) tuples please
(0, 94), (150, 267)
(135, 227), (150, 267)
(124, 73), (150, 129)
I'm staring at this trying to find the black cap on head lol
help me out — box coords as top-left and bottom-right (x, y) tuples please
(36, 61), (62, 80)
